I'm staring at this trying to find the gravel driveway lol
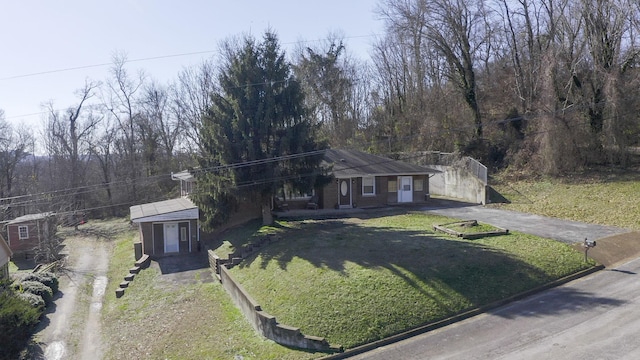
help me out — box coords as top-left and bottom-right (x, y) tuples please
(31, 232), (112, 360)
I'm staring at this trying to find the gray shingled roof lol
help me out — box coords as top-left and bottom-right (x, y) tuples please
(7, 212), (55, 225)
(324, 149), (439, 178)
(129, 198), (197, 221)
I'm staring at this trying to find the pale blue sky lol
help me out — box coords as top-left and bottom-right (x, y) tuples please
(0, 1), (383, 129)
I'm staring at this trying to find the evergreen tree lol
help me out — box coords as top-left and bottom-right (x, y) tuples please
(194, 31), (328, 230)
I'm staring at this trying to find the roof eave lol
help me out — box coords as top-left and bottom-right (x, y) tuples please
(333, 171), (440, 178)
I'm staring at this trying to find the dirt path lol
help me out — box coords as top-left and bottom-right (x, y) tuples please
(34, 235), (112, 360)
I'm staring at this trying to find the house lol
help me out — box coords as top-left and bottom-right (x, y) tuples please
(130, 198), (200, 256)
(283, 149), (439, 210)
(0, 234), (12, 280)
(5, 212), (56, 255)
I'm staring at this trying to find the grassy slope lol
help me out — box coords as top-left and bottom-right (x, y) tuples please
(97, 172), (625, 356)
(489, 175), (640, 229)
(101, 221), (317, 360)
(229, 213), (591, 348)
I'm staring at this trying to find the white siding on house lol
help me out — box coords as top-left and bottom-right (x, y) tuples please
(0, 237), (12, 274)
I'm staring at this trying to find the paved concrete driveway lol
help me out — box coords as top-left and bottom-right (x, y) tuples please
(422, 201), (628, 244)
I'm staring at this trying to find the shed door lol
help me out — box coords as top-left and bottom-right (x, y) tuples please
(338, 179), (352, 208)
(164, 223), (179, 253)
(398, 176), (413, 203)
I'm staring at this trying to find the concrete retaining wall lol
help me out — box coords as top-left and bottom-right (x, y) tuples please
(217, 262), (341, 352)
(208, 236), (341, 353)
(430, 165), (487, 204)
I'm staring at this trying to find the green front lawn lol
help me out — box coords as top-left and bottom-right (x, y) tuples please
(489, 175), (640, 229)
(227, 212), (592, 348)
(101, 219), (316, 360)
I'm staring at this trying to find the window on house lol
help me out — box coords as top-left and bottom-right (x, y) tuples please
(18, 226), (28, 240)
(363, 176), (375, 195)
(414, 178), (424, 192)
(181, 227), (188, 242)
(388, 179), (397, 193)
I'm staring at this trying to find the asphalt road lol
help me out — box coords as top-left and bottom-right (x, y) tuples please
(346, 203), (637, 359)
(350, 257), (640, 359)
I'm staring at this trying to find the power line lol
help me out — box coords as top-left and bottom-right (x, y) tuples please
(0, 72), (631, 217)
(0, 146), (426, 217)
(0, 97), (619, 210)
(0, 149), (329, 211)
(2, 34), (376, 121)
(13, 149), (425, 208)
(0, 34), (380, 82)
(0, 51), (215, 82)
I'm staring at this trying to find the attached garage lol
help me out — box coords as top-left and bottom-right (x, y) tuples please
(130, 198), (200, 256)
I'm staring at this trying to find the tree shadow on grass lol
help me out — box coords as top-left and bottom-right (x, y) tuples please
(205, 219), (291, 255)
(237, 218), (590, 309)
(227, 215), (630, 349)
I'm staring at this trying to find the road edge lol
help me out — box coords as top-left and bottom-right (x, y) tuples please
(319, 264), (604, 359)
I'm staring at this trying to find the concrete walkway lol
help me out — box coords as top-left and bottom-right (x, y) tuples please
(421, 200), (628, 244)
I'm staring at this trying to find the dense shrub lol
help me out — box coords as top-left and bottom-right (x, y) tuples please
(0, 291), (42, 360)
(20, 281), (53, 306)
(16, 292), (45, 309)
(19, 272), (59, 293)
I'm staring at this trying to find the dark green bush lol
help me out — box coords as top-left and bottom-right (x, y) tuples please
(0, 291), (42, 360)
(19, 272), (59, 293)
(16, 292), (45, 309)
(20, 281), (53, 306)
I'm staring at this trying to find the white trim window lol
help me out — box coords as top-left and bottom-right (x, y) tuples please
(18, 225), (29, 240)
(180, 226), (188, 242)
(388, 179), (397, 193)
(414, 178), (424, 192)
(362, 176), (375, 196)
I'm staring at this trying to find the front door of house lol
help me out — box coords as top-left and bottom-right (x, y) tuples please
(338, 178), (352, 208)
(398, 176), (413, 203)
(164, 222), (179, 253)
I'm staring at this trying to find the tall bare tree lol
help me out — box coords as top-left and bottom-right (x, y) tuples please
(44, 80), (102, 211)
(88, 115), (118, 216)
(170, 60), (218, 154)
(426, 0), (493, 140)
(0, 111), (33, 219)
(136, 80), (185, 195)
(294, 37), (357, 147)
(577, 0), (640, 163)
(103, 54), (146, 201)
